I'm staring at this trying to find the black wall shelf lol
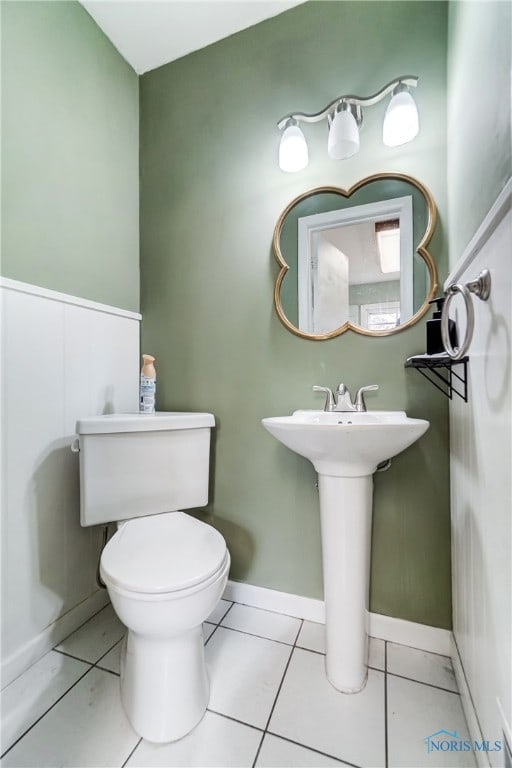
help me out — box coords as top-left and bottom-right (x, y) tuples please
(405, 354), (469, 402)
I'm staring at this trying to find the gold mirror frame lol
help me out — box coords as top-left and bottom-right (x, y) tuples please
(273, 172), (438, 339)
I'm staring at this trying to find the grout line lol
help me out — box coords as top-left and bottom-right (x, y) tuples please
(251, 619), (304, 767)
(52, 602), (111, 649)
(384, 641), (389, 768)
(213, 623), (299, 648)
(53, 634), (126, 671)
(292, 618), (303, 646)
(294, 644), (385, 674)
(295, 643), (454, 693)
(208, 706), (356, 768)
(295, 644), (324, 656)
(386, 670), (460, 695)
(263, 631), (300, 731)
(94, 635), (125, 665)
(203, 601), (235, 646)
(52, 648), (94, 665)
(265, 732), (361, 768)
(205, 708), (264, 733)
(0, 665), (94, 760)
(204, 623), (220, 646)
(252, 731), (266, 768)
(263, 646), (294, 732)
(230, 600), (307, 621)
(216, 601), (235, 625)
(385, 639), (452, 660)
(121, 737), (142, 768)
(94, 664), (120, 677)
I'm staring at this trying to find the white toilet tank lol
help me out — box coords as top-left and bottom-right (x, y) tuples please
(76, 412), (215, 526)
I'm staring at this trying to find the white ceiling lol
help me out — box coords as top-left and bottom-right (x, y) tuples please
(81, 0), (306, 75)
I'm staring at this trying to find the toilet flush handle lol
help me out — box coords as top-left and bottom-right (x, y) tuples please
(70, 437), (80, 453)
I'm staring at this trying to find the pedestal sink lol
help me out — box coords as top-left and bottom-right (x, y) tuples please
(262, 409), (429, 693)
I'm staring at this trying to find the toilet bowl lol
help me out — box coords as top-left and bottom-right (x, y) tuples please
(75, 412), (229, 744)
(101, 511), (230, 743)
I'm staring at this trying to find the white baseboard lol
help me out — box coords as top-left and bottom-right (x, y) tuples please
(451, 635), (490, 768)
(1, 590), (109, 689)
(224, 580), (325, 624)
(369, 611), (452, 656)
(223, 580), (452, 656)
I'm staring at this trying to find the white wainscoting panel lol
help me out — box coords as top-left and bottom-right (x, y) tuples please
(446, 181), (512, 767)
(1, 279), (140, 686)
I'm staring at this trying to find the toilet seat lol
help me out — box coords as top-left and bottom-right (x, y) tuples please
(101, 511), (227, 595)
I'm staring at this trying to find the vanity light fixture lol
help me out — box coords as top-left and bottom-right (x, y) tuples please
(327, 102), (361, 160)
(277, 76), (419, 172)
(278, 118), (309, 172)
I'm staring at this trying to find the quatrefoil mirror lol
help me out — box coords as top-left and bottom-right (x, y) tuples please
(273, 173), (438, 339)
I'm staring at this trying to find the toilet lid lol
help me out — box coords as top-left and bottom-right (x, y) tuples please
(100, 512), (227, 594)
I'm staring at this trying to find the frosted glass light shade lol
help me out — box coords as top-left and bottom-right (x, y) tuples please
(279, 123), (308, 172)
(383, 90), (419, 147)
(328, 109), (360, 160)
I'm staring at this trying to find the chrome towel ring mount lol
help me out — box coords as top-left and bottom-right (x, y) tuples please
(441, 269), (491, 360)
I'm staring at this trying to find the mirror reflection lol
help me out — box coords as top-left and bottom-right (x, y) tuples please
(274, 174), (437, 339)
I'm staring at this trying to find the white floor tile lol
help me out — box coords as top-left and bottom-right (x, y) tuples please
(388, 673), (474, 767)
(269, 648), (385, 767)
(126, 710), (261, 767)
(55, 604), (126, 663)
(96, 637), (124, 674)
(256, 734), (345, 767)
(1, 651), (90, 753)
(203, 622), (216, 642)
(205, 627), (291, 729)
(1, 668), (139, 767)
(296, 620), (325, 653)
(296, 622), (385, 671)
(207, 599), (232, 624)
(221, 603), (301, 645)
(387, 642), (458, 692)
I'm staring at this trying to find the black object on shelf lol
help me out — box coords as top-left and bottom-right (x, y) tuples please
(405, 353), (469, 402)
(426, 297), (458, 354)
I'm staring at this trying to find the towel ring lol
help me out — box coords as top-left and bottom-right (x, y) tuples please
(441, 269), (491, 360)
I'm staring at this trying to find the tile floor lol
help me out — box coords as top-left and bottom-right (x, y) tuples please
(1, 600), (475, 768)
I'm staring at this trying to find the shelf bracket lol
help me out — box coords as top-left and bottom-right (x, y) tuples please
(405, 354), (469, 402)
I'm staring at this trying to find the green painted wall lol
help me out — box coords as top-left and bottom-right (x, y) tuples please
(447, 1), (511, 263)
(1, 1), (140, 311)
(140, 1), (451, 627)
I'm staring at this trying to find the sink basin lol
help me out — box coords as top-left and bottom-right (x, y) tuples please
(262, 409), (429, 477)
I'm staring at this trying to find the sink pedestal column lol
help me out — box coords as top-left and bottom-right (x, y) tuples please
(318, 474), (373, 693)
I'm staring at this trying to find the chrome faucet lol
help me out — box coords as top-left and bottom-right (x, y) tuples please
(312, 386), (336, 412)
(313, 383), (379, 412)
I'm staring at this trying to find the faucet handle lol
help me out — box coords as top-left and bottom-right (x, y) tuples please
(354, 384), (379, 412)
(312, 386), (336, 412)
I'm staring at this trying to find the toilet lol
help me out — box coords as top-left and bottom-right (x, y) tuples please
(76, 412), (230, 743)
